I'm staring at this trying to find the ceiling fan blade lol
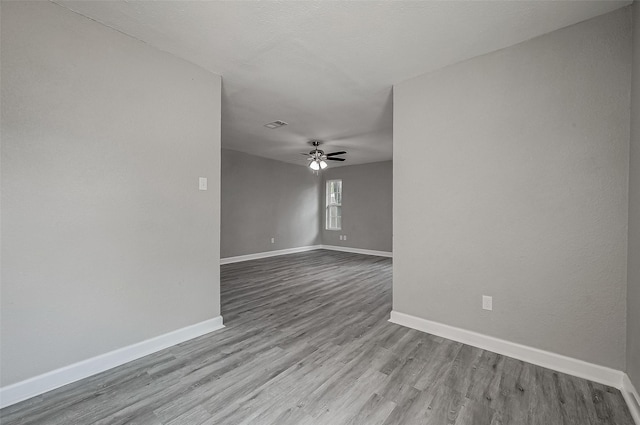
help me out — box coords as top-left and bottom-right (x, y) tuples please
(326, 157), (346, 161)
(326, 151), (347, 156)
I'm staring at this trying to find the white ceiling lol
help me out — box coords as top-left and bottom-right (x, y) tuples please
(56, 0), (629, 167)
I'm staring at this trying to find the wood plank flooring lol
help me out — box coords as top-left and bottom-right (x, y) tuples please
(1, 250), (635, 424)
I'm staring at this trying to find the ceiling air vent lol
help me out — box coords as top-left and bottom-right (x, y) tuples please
(264, 120), (288, 129)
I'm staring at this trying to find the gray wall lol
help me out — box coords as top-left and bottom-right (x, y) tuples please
(220, 152), (392, 257)
(1, 2), (221, 386)
(628, 1), (640, 389)
(321, 161), (393, 253)
(221, 149), (320, 258)
(393, 8), (631, 370)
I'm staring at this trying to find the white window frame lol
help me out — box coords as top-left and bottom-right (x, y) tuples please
(326, 179), (342, 231)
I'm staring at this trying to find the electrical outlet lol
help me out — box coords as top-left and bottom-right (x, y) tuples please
(339, 235), (343, 240)
(482, 295), (493, 311)
(343, 235), (347, 241)
(271, 237), (275, 244)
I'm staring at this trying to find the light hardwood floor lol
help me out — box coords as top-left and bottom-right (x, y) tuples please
(1, 250), (635, 424)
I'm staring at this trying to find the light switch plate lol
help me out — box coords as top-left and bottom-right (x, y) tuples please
(482, 295), (493, 311)
(199, 177), (207, 191)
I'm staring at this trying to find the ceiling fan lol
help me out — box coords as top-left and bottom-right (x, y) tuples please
(302, 140), (347, 171)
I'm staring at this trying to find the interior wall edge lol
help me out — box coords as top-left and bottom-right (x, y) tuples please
(626, 0), (640, 402)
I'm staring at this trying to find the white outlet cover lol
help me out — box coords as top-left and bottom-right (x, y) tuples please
(343, 235), (347, 240)
(482, 295), (493, 311)
(339, 235), (343, 240)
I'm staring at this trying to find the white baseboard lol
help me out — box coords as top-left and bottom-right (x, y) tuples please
(220, 245), (392, 265)
(389, 311), (624, 389)
(220, 245), (322, 264)
(0, 316), (224, 409)
(623, 373), (640, 424)
(320, 245), (393, 258)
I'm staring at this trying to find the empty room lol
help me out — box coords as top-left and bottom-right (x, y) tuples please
(1, 1), (640, 424)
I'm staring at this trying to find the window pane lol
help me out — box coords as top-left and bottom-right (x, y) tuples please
(326, 180), (342, 230)
(326, 180), (342, 206)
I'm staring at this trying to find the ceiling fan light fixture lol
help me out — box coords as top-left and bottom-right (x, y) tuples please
(304, 140), (346, 171)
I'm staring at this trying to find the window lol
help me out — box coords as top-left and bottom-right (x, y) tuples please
(326, 179), (342, 230)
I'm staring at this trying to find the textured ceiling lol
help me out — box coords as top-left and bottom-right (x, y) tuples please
(56, 1), (630, 167)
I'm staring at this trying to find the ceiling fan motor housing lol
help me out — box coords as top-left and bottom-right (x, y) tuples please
(305, 140), (346, 166)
